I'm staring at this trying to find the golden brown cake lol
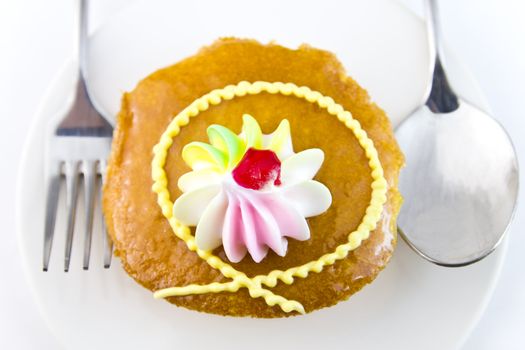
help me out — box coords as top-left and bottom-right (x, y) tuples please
(103, 38), (404, 317)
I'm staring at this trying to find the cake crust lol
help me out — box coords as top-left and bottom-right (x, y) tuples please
(103, 38), (404, 317)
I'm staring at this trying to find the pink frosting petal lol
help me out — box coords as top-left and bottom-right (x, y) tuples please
(221, 193), (247, 263)
(245, 191), (309, 242)
(238, 197), (269, 263)
(262, 194), (310, 241)
(216, 164), (331, 263)
(240, 192), (287, 258)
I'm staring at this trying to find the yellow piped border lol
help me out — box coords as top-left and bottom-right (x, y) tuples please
(151, 81), (388, 314)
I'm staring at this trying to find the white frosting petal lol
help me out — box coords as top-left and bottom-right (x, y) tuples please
(178, 169), (223, 192)
(281, 148), (325, 185)
(281, 180), (332, 217)
(195, 191), (227, 251)
(274, 135), (294, 161)
(172, 184), (221, 225)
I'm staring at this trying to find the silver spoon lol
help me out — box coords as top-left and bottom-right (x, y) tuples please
(395, 0), (519, 267)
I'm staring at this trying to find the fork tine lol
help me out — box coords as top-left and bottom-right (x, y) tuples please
(102, 215), (113, 269)
(43, 162), (62, 271)
(64, 160), (81, 272)
(82, 160), (97, 270)
(99, 160), (113, 268)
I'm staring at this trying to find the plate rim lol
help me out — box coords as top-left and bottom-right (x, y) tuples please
(15, 1), (508, 348)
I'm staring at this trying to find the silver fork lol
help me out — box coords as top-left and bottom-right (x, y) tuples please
(43, 0), (113, 272)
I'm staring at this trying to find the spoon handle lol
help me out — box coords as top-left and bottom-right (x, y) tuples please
(424, 0), (459, 113)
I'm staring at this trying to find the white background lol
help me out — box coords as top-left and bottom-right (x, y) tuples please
(0, 0), (523, 349)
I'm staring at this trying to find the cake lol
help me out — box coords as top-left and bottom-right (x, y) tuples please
(102, 38), (404, 317)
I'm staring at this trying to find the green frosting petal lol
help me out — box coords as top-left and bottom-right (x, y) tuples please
(181, 116), (294, 173)
(207, 125), (246, 169)
(242, 114), (263, 149)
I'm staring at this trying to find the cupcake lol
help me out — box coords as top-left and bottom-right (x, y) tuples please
(103, 38), (403, 317)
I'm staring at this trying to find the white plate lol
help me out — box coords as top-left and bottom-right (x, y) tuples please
(17, 0), (507, 349)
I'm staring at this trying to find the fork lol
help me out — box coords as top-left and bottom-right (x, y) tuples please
(43, 0), (113, 272)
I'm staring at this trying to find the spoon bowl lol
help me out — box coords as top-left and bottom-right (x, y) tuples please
(396, 99), (519, 266)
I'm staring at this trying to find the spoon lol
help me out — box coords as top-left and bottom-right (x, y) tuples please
(395, 0), (519, 266)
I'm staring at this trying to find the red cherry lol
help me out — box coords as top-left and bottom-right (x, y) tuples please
(232, 148), (282, 190)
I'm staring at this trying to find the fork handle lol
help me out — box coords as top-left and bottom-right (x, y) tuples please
(79, 0), (89, 84)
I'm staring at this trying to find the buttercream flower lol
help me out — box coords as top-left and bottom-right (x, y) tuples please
(172, 114), (332, 263)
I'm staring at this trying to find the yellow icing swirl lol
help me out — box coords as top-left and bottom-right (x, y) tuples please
(151, 81), (388, 314)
